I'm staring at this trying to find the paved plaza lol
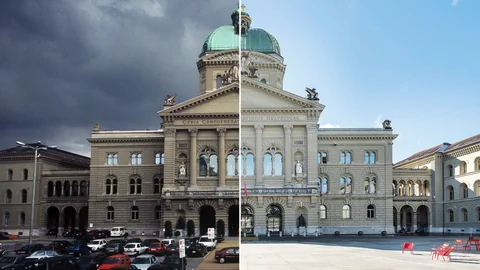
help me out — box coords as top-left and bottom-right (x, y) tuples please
(241, 235), (480, 270)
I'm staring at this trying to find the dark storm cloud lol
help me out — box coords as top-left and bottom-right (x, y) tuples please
(0, 0), (236, 156)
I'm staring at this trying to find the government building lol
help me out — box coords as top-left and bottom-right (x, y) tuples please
(237, 6), (480, 236)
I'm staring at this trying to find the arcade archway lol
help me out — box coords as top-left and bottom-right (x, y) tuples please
(46, 207), (59, 229)
(79, 206), (88, 231)
(63, 206), (76, 229)
(228, 205), (239, 236)
(199, 205), (216, 236)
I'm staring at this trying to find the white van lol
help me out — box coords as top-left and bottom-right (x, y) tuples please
(110, 227), (127, 237)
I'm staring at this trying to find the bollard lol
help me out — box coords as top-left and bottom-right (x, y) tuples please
(280, 231), (282, 237)
(315, 231), (318, 237)
(267, 231), (270, 237)
(291, 231), (294, 237)
(255, 232), (258, 238)
(303, 231), (306, 237)
(243, 232), (246, 238)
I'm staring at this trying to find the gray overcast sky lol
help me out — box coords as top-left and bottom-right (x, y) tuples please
(0, 0), (236, 157)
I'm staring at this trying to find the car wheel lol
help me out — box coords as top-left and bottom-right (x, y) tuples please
(219, 257), (225, 264)
(136, 251), (139, 256)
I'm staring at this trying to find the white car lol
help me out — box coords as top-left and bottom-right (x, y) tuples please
(110, 227), (127, 237)
(131, 254), (159, 270)
(27, 250), (60, 260)
(124, 243), (147, 256)
(198, 235), (217, 251)
(87, 239), (107, 251)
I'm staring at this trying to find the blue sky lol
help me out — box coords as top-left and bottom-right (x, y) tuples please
(242, 0), (479, 163)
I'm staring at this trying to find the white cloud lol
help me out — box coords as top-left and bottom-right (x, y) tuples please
(320, 123), (341, 128)
(373, 114), (383, 128)
(452, 0), (459, 6)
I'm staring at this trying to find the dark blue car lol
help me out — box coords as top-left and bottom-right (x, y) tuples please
(67, 240), (91, 257)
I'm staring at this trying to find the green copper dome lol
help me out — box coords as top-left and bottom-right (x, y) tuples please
(200, 26), (281, 56)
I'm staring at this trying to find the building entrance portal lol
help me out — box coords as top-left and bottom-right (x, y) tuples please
(199, 205), (216, 236)
(79, 206), (88, 231)
(46, 207), (59, 229)
(228, 205), (239, 236)
(63, 206), (76, 229)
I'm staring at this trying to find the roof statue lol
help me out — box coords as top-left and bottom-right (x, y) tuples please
(241, 50), (259, 79)
(305, 87), (319, 101)
(382, 120), (392, 130)
(93, 123), (101, 131)
(222, 64), (239, 86)
(164, 94), (177, 106)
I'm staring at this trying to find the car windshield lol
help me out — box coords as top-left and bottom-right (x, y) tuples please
(0, 257), (16, 263)
(161, 241), (170, 245)
(106, 244), (119, 248)
(149, 243), (160, 248)
(104, 258), (120, 264)
(31, 251), (48, 256)
(92, 240), (102, 245)
(124, 244), (135, 248)
(199, 237), (209, 242)
(132, 257), (150, 264)
(111, 228), (119, 231)
(19, 245), (33, 250)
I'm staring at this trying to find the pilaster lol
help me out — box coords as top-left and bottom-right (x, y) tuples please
(284, 124), (293, 185)
(306, 124), (318, 186)
(255, 125), (264, 187)
(164, 128), (177, 189)
(217, 128), (227, 189)
(188, 129), (198, 190)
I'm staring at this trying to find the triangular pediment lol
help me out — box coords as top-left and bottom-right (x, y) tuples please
(241, 77), (325, 111)
(158, 84), (239, 116)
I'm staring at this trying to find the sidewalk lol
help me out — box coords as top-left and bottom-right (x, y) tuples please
(195, 239), (239, 270)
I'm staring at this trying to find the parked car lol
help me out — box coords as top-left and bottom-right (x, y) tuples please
(99, 230), (111, 238)
(105, 243), (125, 256)
(63, 228), (78, 237)
(0, 232), (9, 240)
(159, 239), (175, 247)
(165, 244), (179, 255)
(110, 265), (138, 270)
(146, 242), (166, 256)
(76, 252), (108, 270)
(124, 243), (147, 256)
(186, 242), (208, 257)
(3, 255), (80, 270)
(214, 246), (239, 264)
(126, 238), (142, 244)
(47, 240), (71, 254)
(97, 254), (131, 270)
(215, 235), (225, 243)
(131, 254), (159, 270)
(26, 250), (60, 260)
(110, 227), (127, 238)
(46, 227), (58, 236)
(0, 255), (28, 269)
(198, 236), (217, 251)
(142, 239), (160, 248)
(14, 244), (45, 255)
(87, 239), (107, 252)
(158, 254), (186, 270)
(67, 240), (91, 257)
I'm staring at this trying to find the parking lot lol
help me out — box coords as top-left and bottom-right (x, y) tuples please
(1, 235), (239, 270)
(241, 235), (480, 270)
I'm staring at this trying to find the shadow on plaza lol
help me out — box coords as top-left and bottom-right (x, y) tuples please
(241, 234), (480, 263)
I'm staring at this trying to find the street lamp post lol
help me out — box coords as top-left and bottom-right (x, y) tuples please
(16, 141), (56, 244)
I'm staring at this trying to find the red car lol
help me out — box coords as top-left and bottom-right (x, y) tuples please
(215, 246), (239, 264)
(97, 254), (131, 270)
(147, 242), (167, 255)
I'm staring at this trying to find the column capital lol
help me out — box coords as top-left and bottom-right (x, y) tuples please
(217, 128), (227, 136)
(188, 128), (198, 136)
(305, 124), (318, 133)
(254, 125), (264, 133)
(283, 124), (293, 133)
(164, 128), (176, 137)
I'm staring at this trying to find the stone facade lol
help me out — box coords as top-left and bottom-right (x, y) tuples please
(0, 144), (90, 236)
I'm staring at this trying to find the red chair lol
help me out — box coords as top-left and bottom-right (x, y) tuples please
(431, 243), (449, 257)
(402, 242), (414, 254)
(435, 246), (456, 262)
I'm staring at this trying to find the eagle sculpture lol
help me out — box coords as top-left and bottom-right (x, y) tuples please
(305, 87), (319, 101)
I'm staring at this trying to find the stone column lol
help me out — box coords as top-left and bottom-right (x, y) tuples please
(189, 129), (198, 190)
(397, 212), (401, 231)
(164, 128), (177, 190)
(217, 128), (227, 189)
(69, 184), (72, 197)
(412, 212), (418, 231)
(306, 124), (318, 186)
(255, 125), (264, 187)
(75, 212), (80, 230)
(284, 125), (293, 185)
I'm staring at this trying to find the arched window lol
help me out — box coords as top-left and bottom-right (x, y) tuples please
(461, 183), (468, 199)
(72, 181), (79, 196)
(153, 178), (160, 194)
(23, 169), (28, 180)
(407, 180), (413, 196)
(340, 152), (345, 164)
(266, 204), (282, 233)
(461, 208), (468, 222)
(131, 153), (142, 165)
(7, 169), (13, 181)
(216, 75), (223, 89)
(80, 181), (87, 196)
(20, 212), (25, 226)
(346, 152), (351, 164)
(367, 205), (375, 218)
(155, 205), (161, 220)
(263, 153), (273, 176)
(55, 181), (62, 197)
(113, 154), (118, 165)
(105, 179), (111, 194)
(342, 205), (351, 219)
(107, 153), (113, 165)
(241, 205), (255, 234)
(318, 152), (327, 164)
(475, 180), (480, 197)
(423, 181), (430, 196)
(47, 181), (54, 197)
(264, 146), (283, 176)
(460, 161), (467, 174)
(130, 179), (135, 194)
(112, 179), (118, 195)
(364, 177), (377, 194)
(447, 165), (453, 177)
(161, 153), (165, 164)
(448, 186), (454, 200)
(106, 206), (114, 220)
(447, 209), (454, 222)
(340, 177), (352, 194)
(6, 189), (12, 204)
(240, 147), (255, 176)
(131, 206), (139, 220)
(227, 147), (239, 177)
(198, 147), (218, 177)
(318, 177), (328, 194)
(370, 152), (376, 163)
(4, 212), (10, 226)
(63, 181), (70, 197)
(274, 153), (283, 176)
(21, 190), (27, 203)
(319, 205), (327, 219)
(136, 179), (142, 194)
(475, 157), (480, 171)
(364, 152), (370, 164)
(155, 153), (161, 165)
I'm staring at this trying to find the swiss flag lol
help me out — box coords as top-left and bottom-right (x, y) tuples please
(244, 182), (248, 197)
